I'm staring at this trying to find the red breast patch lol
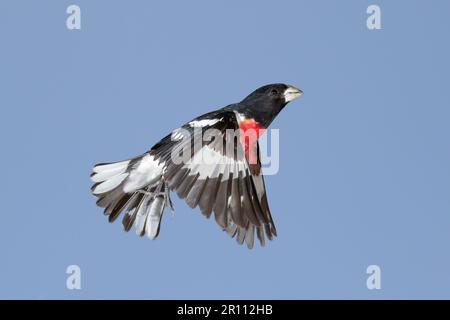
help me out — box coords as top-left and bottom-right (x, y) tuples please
(239, 118), (265, 166)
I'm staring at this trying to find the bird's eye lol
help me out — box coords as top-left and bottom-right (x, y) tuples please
(270, 89), (278, 95)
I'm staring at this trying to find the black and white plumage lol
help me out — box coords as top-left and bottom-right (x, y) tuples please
(91, 84), (303, 248)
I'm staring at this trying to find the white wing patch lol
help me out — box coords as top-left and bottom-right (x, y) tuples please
(189, 118), (222, 127)
(183, 145), (245, 179)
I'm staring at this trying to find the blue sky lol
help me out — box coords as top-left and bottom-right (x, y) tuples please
(1, 0), (450, 299)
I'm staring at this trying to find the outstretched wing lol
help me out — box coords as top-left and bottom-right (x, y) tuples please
(150, 110), (277, 248)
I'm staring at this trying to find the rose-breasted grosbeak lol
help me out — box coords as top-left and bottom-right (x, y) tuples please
(91, 84), (303, 248)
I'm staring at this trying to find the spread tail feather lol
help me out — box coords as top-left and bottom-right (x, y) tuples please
(91, 157), (168, 240)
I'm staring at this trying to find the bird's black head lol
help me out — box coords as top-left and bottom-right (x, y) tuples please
(238, 83), (303, 128)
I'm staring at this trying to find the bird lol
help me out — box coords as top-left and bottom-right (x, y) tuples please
(90, 83), (303, 248)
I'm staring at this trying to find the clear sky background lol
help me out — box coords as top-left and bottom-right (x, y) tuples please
(1, 0), (450, 299)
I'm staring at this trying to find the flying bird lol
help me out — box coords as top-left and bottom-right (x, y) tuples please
(91, 84), (303, 248)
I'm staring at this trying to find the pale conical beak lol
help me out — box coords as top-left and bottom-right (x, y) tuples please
(284, 86), (303, 102)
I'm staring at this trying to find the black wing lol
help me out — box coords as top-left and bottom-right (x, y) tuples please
(150, 110), (277, 248)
